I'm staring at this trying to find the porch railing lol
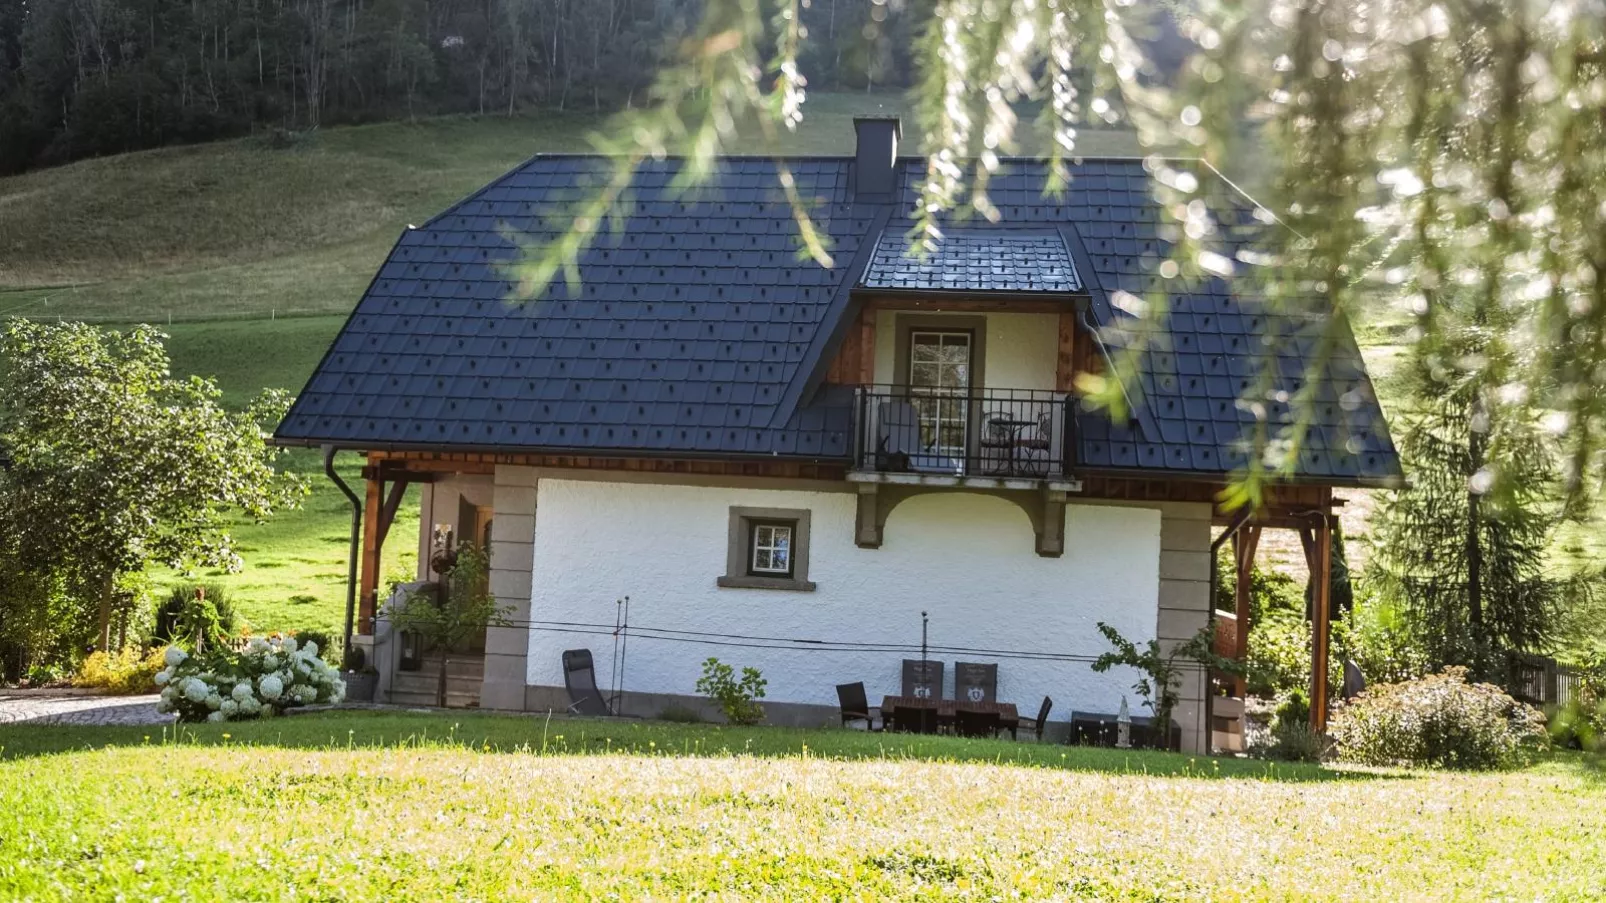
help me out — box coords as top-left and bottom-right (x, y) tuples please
(851, 384), (1075, 479)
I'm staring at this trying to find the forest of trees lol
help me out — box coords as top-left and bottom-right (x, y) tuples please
(0, 0), (921, 175)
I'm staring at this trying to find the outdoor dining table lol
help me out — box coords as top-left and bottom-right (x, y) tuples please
(881, 695), (1021, 739)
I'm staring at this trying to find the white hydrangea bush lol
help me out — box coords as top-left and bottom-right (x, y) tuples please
(155, 635), (345, 723)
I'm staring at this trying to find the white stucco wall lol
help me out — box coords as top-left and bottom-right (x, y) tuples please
(872, 310), (1059, 391)
(525, 479), (1160, 716)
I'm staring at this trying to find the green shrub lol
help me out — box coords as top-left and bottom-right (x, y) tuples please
(1337, 593), (1433, 686)
(694, 658), (766, 725)
(1329, 667), (1546, 770)
(1262, 721), (1328, 763)
(156, 636), (344, 722)
(1245, 611), (1311, 697)
(295, 630), (336, 662)
(1274, 688), (1311, 729)
(1549, 656), (1606, 752)
(74, 647), (167, 694)
(153, 585), (237, 650)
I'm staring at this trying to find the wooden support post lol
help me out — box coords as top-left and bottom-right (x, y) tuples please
(1232, 525), (1261, 696)
(1310, 513), (1334, 732)
(357, 476), (383, 635)
(1056, 312), (1077, 393)
(858, 306), (876, 386)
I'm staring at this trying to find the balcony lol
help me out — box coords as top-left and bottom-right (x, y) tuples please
(849, 385), (1080, 490)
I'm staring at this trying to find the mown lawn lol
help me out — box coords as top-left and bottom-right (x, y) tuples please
(1, 711), (1602, 900)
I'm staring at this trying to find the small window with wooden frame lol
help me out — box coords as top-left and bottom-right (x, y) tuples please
(718, 507), (815, 591)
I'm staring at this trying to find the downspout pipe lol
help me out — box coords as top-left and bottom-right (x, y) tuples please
(323, 444), (363, 664)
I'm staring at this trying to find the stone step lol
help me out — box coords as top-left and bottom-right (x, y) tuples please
(405, 657), (485, 680)
(391, 672), (481, 693)
(388, 689), (481, 709)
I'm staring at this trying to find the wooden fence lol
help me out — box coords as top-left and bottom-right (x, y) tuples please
(1509, 655), (1582, 708)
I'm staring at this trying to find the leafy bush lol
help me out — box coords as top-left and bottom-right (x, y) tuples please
(1245, 611), (1311, 697)
(1549, 656), (1606, 752)
(1274, 688), (1311, 729)
(295, 630), (336, 663)
(1263, 721), (1328, 762)
(25, 662), (69, 687)
(1329, 667), (1546, 770)
(694, 658), (766, 725)
(74, 647), (167, 694)
(1092, 622), (1242, 747)
(1336, 592), (1434, 686)
(155, 635), (344, 723)
(153, 585), (237, 650)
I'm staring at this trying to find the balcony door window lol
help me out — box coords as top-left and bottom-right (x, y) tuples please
(908, 330), (972, 461)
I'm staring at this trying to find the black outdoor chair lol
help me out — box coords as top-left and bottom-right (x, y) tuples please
(1016, 696), (1054, 743)
(953, 661), (997, 704)
(889, 706), (939, 734)
(836, 681), (882, 731)
(901, 659), (944, 700)
(954, 708), (1001, 739)
(562, 649), (613, 716)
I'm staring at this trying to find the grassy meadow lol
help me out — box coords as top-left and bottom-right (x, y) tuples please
(2, 711), (1603, 900)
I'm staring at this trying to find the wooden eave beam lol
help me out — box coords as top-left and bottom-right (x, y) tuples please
(858, 290), (1083, 314)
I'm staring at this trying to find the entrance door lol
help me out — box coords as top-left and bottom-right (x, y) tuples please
(908, 330), (972, 467)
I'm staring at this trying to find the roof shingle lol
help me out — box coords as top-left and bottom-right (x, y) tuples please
(274, 153), (1400, 486)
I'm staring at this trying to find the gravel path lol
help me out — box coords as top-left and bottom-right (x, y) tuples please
(0, 690), (173, 726)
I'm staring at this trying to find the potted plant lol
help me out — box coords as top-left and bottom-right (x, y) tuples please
(386, 543), (509, 707)
(340, 645), (378, 702)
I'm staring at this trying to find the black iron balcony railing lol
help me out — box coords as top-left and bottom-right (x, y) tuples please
(851, 384), (1075, 480)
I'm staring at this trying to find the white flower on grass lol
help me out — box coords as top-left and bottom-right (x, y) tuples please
(260, 654), (279, 671)
(153, 670), (170, 686)
(182, 678), (210, 703)
(281, 637), (298, 654)
(164, 646), (188, 667)
(160, 685), (177, 702)
(258, 675), (284, 700)
(231, 682), (254, 702)
(237, 697), (262, 716)
(302, 641), (319, 658)
(206, 711), (225, 723)
(205, 693), (223, 711)
(220, 699), (239, 717)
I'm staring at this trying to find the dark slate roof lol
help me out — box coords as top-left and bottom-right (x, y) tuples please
(860, 228), (1080, 292)
(276, 153), (1401, 486)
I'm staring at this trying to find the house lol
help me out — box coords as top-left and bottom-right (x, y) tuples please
(275, 118), (1399, 752)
